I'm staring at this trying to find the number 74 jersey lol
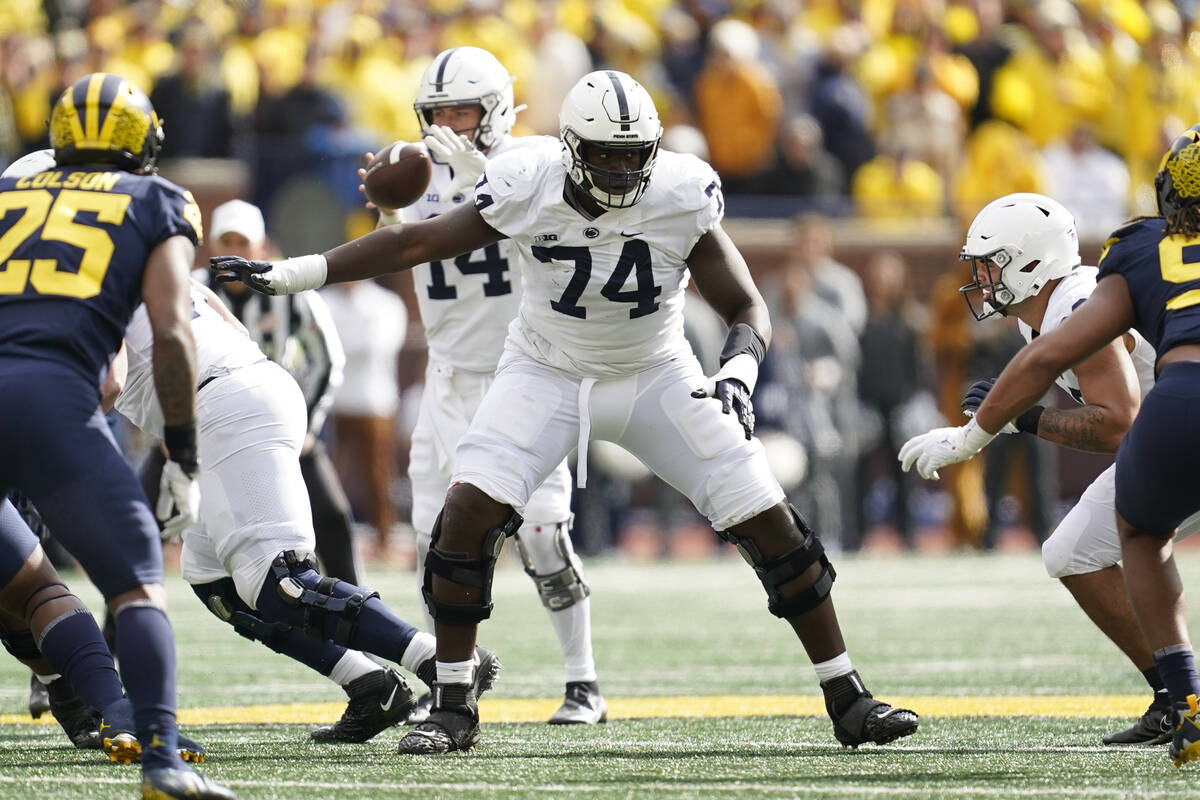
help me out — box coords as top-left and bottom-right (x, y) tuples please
(475, 137), (724, 378)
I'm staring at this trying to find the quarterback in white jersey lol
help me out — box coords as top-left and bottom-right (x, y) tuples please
(388, 47), (602, 724)
(215, 68), (919, 756)
(903, 193), (1193, 746)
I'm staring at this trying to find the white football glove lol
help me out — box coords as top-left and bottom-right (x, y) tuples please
(423, 124), (487, 198)
(897, 417), (997, 480)
(156, 460), (200, 544)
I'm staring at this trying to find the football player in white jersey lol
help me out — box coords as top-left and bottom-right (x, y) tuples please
(214, 69), (920, 755)
(380, 46), (605, 725)
(903, 192), (1198, 745)
(115, 278), (499, 745)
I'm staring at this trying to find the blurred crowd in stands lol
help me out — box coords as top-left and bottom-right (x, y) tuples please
(3, 0), (1195, 558)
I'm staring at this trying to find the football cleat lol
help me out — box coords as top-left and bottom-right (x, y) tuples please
(28, 673), (50, 719)
(310, 667), (416, 743)
(102, 714), (206, 764)
(822, 670), (919, 748)
(140, 766), (237, 800)
(396, 683), (480, 755)
(548, 681), (607, 725)
(46, 677), (102, 749)
(1170, 694), (1200, 768)
(414, 646), (502, 705)
(406, 692), (433, 726)
(1103, 698), (1172, 746)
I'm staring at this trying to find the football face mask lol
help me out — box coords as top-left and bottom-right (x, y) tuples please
(958, 246), (1019, 321)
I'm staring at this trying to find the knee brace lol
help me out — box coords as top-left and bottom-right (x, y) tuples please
(718, 504), (836, 618)
(0, 624), (41, 661)
(515, 521), (590, 612)
(422, 507), (523, 625)
(192, 578), (293, 648)
(269, 551), (378, 646)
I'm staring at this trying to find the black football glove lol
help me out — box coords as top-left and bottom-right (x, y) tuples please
(210, 255), (277, 295)
(692, 377), (756, 440)
(960, 377), (1043, 434)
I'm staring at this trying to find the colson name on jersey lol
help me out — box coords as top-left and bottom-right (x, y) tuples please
(14, 170), (121, 192)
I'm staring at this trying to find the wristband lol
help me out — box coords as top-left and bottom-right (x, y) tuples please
(273, 254), (328, 293)
(962, 417), (997, 452)
(377, 207), (403, 226)
(163, 423), (198, 476)
(720, 323), (767, 366)
(1014, 405), (1045, 435)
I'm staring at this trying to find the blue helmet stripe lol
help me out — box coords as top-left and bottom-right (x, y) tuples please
(434, 48), (459, 92)
(605, 70), (631, 131)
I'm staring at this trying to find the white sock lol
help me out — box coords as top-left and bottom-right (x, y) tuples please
(520, 520), (598, 684)
(35, 673), (59, 685)
(328, 651), (380, 687)
(548, 599), (597, 684)
(436, 659), (474, 685)
(813, 652), (854, 683)
(399, 631), (437, 675)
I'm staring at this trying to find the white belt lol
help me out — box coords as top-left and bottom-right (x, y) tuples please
(576, 377), (596, 488)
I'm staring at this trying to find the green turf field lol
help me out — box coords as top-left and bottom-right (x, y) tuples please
(2, 549), (1198, 798)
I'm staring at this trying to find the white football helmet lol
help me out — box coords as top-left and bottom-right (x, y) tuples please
(413, 47), (520, 152)
(959, 192), (1080, 320)
(560, 70), (662, 209)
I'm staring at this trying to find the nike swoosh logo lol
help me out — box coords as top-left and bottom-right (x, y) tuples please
(874, 707), (903, 719)
(620, 231), (643, 238)
(380, 684), (399, 712)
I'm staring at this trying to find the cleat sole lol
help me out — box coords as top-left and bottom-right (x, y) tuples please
(103, 734), (205, 764)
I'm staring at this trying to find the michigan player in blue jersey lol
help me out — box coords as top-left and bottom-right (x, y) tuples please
(0, 74), (234, 798)
(899, 125), (1200, 768)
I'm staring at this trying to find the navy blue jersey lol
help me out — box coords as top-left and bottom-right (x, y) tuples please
(1097, 217), (1200, 358)
(0, 166), (202, 386)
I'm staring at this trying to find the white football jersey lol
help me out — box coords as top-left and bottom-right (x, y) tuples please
(477, 139), (723, 377)
(117, 280), (266, 436)
(1017, 266), (1156, 403)
(406, 136), (543, 372)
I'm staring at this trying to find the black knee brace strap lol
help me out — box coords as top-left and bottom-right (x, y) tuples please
(0, 626), (41, 661)
(718, 505), (837, 618)
(24, 582), (71, 619)
(422, 508), (523, 625)
(194, 579), (292, 647)
(270, 551), (379, 646)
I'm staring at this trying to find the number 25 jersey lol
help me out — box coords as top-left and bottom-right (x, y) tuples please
(476, 138), (724, 378)
(0, 166), (202, 385)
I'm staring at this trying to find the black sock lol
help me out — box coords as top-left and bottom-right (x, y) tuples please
(1143, 666), (1168, 699)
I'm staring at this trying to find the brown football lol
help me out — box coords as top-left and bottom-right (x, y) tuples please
(363, 141), (432, 210)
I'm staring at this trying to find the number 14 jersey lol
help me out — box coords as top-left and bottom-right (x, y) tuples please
(406, 136), (538, 373)
(476, 137), (724, 378)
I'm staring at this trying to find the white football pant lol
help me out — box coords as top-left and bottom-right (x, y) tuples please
(179, 360), (317, 608)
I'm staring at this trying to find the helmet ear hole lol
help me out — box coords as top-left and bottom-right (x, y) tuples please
(1018, 259), (1042, 274)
